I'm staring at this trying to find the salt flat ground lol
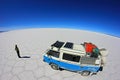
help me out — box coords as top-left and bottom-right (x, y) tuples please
(0, 28), (120, 80)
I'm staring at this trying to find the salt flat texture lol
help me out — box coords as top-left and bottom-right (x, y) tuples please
(0, 28), (120, 80)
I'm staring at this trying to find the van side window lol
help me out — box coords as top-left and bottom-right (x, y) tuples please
(63, 53), (80, 62)
(47, 50), (60, 58)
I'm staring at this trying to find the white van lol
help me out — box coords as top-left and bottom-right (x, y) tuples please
(43, 41), (107, 76)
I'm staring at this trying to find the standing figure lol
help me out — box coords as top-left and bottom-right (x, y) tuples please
(15, 44), (21, 58)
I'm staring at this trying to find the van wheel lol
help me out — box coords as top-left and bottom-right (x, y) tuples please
(51, 64), (59, 70)
(99, 66), (103, 71)
(81, 71), (90, 76)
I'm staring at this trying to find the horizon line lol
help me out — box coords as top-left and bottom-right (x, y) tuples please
(0, 27), (120, 39)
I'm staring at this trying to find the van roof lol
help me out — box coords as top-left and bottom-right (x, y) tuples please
(51, 41), (64, 48)
(51, 41), (86, 54)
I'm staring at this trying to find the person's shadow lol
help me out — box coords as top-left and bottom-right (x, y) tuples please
(15, 44), (30, 58)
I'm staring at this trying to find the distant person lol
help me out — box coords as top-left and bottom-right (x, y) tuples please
(15, 44), (21, 58)
(15, 44), (30, 58)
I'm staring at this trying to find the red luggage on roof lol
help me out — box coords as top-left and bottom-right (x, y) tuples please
(84, 42), (97, 54)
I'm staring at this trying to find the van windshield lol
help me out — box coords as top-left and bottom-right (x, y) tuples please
(47, 50), (60, 58)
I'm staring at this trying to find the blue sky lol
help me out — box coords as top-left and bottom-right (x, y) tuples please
(0, 0), (120, 37)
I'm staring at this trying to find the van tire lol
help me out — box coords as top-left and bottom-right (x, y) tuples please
(51, 64), (59, 70)
(81, 71), (90, 76)
(99, 66), (103, 71)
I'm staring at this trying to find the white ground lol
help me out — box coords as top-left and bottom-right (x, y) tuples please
(0, 28), (120, 80)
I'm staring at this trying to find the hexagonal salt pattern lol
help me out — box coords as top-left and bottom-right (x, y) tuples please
(0, 29), (120, 80)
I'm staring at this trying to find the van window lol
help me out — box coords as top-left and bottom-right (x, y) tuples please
(63, 53), (80, 62)
(47, 50), (60, 58)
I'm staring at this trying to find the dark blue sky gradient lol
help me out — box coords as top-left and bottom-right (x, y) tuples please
(0, 0), (120, 37)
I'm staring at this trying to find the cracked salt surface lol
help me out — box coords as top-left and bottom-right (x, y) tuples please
(0, 28), (120, 80)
